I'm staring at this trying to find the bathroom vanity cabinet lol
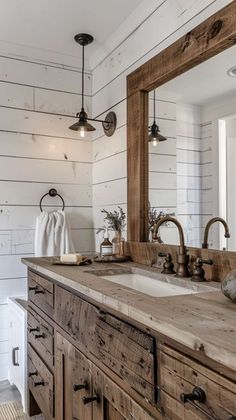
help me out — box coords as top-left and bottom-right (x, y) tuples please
(24, 259), (236, 420)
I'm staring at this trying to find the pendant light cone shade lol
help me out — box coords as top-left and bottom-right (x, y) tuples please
(69, 109), (96, 136)
(148, 90), (167, 146)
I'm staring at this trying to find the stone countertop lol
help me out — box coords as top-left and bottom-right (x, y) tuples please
(22, 257), (236, 371)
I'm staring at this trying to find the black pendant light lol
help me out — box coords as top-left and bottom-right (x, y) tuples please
(69, 33), (117, 137)
(148, 90), (167, 146)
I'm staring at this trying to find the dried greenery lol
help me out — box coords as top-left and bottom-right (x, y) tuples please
(97, 206), (126, 234)
(148, 202), (175, 231)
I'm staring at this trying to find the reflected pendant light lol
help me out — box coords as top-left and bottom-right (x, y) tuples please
(69, 33), (117, 138)
(148, 90), (167, 146)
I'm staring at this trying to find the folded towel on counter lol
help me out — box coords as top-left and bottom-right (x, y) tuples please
(35, 210), (75, 257)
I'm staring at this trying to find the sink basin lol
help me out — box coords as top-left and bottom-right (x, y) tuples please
(101, 273), (200, 297)
(89, 266), (219, 298)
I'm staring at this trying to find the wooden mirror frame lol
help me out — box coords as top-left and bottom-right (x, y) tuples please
(127, 1), (236, 246)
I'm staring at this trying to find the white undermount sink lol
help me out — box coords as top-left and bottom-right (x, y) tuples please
(95, 267), (219, 298)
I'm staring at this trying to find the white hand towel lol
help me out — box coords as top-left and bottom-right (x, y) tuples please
(35, 210), (74, 257)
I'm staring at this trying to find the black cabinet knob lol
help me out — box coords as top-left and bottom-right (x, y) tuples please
(34, 381), (44, 387)
(82, 395), (99, 405)
(73, 382), (88, 392)
(180, 387), (206, 404)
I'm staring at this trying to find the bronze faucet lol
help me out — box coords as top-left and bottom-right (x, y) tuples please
(202, 217), (230, 249)
(152, 216), (190, 278)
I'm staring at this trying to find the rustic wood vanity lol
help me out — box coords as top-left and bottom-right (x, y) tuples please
(23, 257), (236, 420)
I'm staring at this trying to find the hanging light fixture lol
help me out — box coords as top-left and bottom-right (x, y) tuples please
(69, 33), (117, 137)
(148, 90), (167, 146)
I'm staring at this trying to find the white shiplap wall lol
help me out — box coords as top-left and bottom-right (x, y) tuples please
(92, 0), (232, 252)
(0, 56), (94, 380)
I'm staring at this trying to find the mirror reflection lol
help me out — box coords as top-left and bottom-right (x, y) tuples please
(148, 45), (236, 251)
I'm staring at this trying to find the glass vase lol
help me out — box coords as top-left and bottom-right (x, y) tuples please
(112, 230), (125, 257)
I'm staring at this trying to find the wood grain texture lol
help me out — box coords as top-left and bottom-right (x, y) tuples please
(55, 285), (157, 402)
(28, 309), (54, 369)
(127, 0), (236, 263)
(160, 345), (236, 419)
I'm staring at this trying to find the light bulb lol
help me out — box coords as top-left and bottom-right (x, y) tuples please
(79, 127), (85, 138)
(152, 138), (158, 147)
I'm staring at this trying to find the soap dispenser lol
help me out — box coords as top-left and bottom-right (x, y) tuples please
(100, 228), (113, 257)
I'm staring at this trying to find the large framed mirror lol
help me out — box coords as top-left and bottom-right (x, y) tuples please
(127, 1), (236, 255)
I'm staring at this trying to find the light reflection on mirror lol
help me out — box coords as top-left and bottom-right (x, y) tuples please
(148, 44), (236, 251)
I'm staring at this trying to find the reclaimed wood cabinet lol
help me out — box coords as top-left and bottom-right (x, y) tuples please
(27, 268), (236, 420)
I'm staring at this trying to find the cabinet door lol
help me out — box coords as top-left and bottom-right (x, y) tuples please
(55, 333), (93, 420)
(92, 364), (157, 420)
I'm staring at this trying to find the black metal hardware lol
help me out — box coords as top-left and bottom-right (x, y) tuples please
(28, 327), (39, 333)
(180, 387), (206, 404)
(34, 289), (45, 295)
(39, 188), (65, 212)
(29, 286), (38, 291)
(191, 258), (213, 282)
(29, 371), (38, 377)
(34, 380), (45, 387)
(158, 252), (175, 275)
(82, 395), (100, 405)
(35, 333), (45, 339)
(73, 382), (88, 392)
(12, 347), (19, 366)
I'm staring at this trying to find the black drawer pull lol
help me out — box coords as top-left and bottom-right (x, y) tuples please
(180, 387), (206, 404)
(34, 381), (45, 387)
(73, 382), (88, 392)
(28, 327), (39, 333)
(29, 371), (38, 377)
(35, 333), (45, 339)
(29, 286), (38, 291)
(34, 289), (45, 295)
(12, 347), (19, 366)
(82, 395), (99, 405)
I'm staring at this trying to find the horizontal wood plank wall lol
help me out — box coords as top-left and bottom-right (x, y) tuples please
(0, 56), (94, 378)
(92, 0), (232, 251)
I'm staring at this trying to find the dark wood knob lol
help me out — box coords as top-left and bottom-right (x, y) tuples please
(34, 381), (44, 387)
(180, 387), (206, 404)
(73, 382), (88, 392)
(82, 395), (99, 405)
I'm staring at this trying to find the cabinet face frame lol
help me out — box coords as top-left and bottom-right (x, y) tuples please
(127, 1), (236, 244)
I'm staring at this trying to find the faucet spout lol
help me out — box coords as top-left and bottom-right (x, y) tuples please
(202, 217), (230, 249)
(152, 216), (190, 278)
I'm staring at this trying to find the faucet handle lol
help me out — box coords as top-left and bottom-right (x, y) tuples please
(158, 252), (176, 275)
(191, 258), (213, 282)
(197, 258), (213, 266)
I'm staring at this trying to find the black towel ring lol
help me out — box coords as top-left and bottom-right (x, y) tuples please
(39, 188), (65, 212)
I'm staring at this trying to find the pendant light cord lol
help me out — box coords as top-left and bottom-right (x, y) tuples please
(82, 43), (85, 110)
(153, 89), (156, 123)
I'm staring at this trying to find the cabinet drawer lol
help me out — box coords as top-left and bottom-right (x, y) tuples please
(28, 270), (54, 317)
(160, 345), (236, 420)
(55, 285), (157, 404)
(28, 309), (54, 368)
(28, 344), (54, 419)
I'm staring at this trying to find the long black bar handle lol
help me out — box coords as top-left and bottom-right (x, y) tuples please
(12, 347), (19, 366)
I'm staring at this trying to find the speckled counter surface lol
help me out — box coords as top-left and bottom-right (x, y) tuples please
(22, 257), (236, 372)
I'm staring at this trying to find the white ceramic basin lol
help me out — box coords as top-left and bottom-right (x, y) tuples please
(100, 270), (218, 298)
